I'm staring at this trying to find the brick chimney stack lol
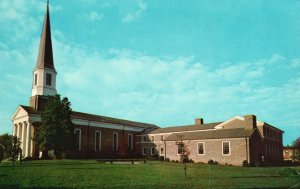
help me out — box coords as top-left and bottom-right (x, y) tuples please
(195, 118), (204, 125)
(244, 115), (257, 130)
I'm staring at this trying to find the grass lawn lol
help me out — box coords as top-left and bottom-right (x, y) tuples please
(0, 160), (299, 189)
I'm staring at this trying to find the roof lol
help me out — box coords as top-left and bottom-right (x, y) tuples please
(149, 122), (221, 134)
(72, 111), (158, 129)
(19, 105), (158, 129)
(164, 128), (255, 141)
(35, 2), (55, 71)
(20, 105), (41, 115)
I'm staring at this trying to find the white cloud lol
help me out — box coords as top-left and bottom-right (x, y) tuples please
(86, 11), (103, 22)
(50, 36), (300, 134)
(122, 0), (147, 23)
(291, 58), (300, 67)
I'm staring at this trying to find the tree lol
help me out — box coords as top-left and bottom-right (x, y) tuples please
(10, 136), (21, 169)
(36, 95), (73, 159)
(291, 137), (300, 162)
(176, 135), (190, 178)
(0, 133), (13, 159)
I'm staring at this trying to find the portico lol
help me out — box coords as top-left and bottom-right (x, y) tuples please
(12, 106), (41, 158)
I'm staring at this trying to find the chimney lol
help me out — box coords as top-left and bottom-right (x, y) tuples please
(195, 118), (204, 125)
(244, 115), (257, 130)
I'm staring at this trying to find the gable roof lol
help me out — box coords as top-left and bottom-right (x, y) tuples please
(164, 128), (255, 141)
(20, 105), (41, 115)
(149, 122), (221, 134)
(18, 105), (158, 129)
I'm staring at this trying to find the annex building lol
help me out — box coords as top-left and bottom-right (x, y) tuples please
(12, 2), (284, 166)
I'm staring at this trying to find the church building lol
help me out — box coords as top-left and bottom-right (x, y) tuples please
(12, 2), (284, 166)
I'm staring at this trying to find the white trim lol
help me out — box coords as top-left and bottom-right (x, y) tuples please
(197, 142), (205, 155)
(215, 116), (244, 129)
(128, 134), (133, 150)
(222, 141), (231, 156)
(142, 147), (147, 155)
(74, 128), (81, 150)
(113, 132), (118, 151)
(177, 145), (182, 156)
(95, 131), (101, 151)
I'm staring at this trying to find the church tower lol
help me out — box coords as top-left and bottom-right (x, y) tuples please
(30, 1), (57, 111)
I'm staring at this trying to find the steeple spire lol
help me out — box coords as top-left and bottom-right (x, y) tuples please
(31, 0), (57, 104)
(35, 0), (55, 71)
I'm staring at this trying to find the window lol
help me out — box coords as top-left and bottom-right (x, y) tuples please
(198, 142), (205, 155)
(222, 141), (230, 155)
(161, 135), (164, 141)
(160, 148), (164, 155)
(95, 131), (101, 151)
(143, 147), (147, 155)
(74, 129), (81, 150)
(143, 136), (147, 142)
(177, 145), (182, 155)
(113, 133), (118, 151)
(151, 147), (155, 155)
(46, 73), (52, 86)
(34, 74), (38, 85)
(128, 134), (133, 150)
(151, 136), (154, 142)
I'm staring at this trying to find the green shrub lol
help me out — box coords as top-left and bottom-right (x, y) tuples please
(165, 158), (170, 162)
(279, 168), (299, 177)
(159, 156), (164, 161)
(242, 160), (249, 167)
(208, 159), (214, 165)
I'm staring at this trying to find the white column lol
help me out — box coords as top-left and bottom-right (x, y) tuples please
(25, 122), (32, 157)
(31, 125), (34, 157)
(21, 122), (27, 156)
(13, 124), (18, 137)
(18, 123), (22, 141)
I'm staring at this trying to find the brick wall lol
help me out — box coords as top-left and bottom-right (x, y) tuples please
(163, 138), (247, 166)
(73, 125), (139, 158)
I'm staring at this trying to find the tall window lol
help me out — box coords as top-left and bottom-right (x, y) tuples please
(46, 73), (52, 86)
(160, 148), (164, 155)
(143, 147), (147, 155)
(222, 141), (230, 155)
(151, 136), (154, 142)
(151, 147), (155, 155)
(113, 133), (118, 151)
(95, 131), (101, 151)
(34, 74), (38, 85)
(74, 129), (81, 150)
(143, 136), (147, 142)
(198, 142), (205, 155)
(177, 145), (182, 155)
(161, 135), (164, 141)
(128, 134), (133, 150)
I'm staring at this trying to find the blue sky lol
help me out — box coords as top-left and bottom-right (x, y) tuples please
(0, 0), (299, 145)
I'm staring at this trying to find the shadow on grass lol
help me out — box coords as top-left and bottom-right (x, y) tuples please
(0, 185), (72, 189)
(231, 175), (281, 178)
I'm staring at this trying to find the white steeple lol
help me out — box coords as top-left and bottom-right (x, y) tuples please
(32, 1), (57, 97)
